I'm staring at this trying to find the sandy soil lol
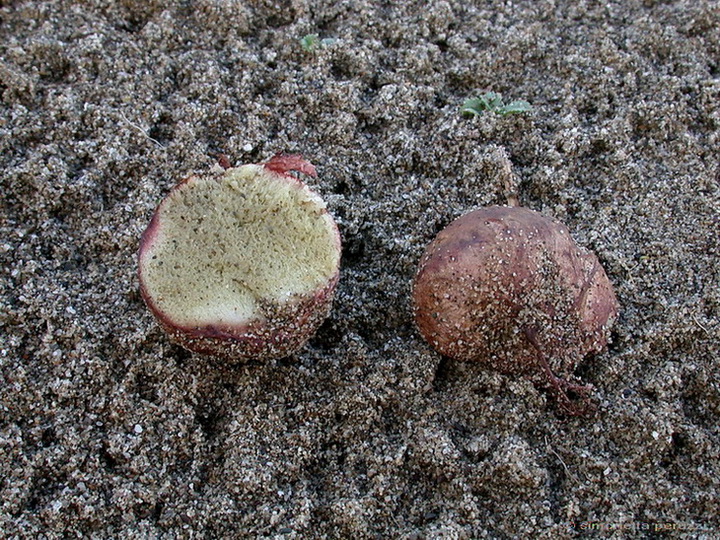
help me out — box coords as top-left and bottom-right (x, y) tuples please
(1, 0), (718, 538)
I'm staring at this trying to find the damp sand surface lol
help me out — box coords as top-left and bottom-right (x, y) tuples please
(1, 1), (719, 537)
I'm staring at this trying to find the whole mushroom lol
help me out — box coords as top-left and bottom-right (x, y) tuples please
(412, 151), (618, 414)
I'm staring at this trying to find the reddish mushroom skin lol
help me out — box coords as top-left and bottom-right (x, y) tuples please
(412, 205), (618, 382)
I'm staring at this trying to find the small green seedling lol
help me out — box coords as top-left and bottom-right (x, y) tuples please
(462, 92), (532, 116)
(299, 34), (337, 53)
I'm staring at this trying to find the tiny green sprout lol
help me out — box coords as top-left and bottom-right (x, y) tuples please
(462, 92), (532, 116)
(300, 34), (337, 53)
(300, 34), (320, 52)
